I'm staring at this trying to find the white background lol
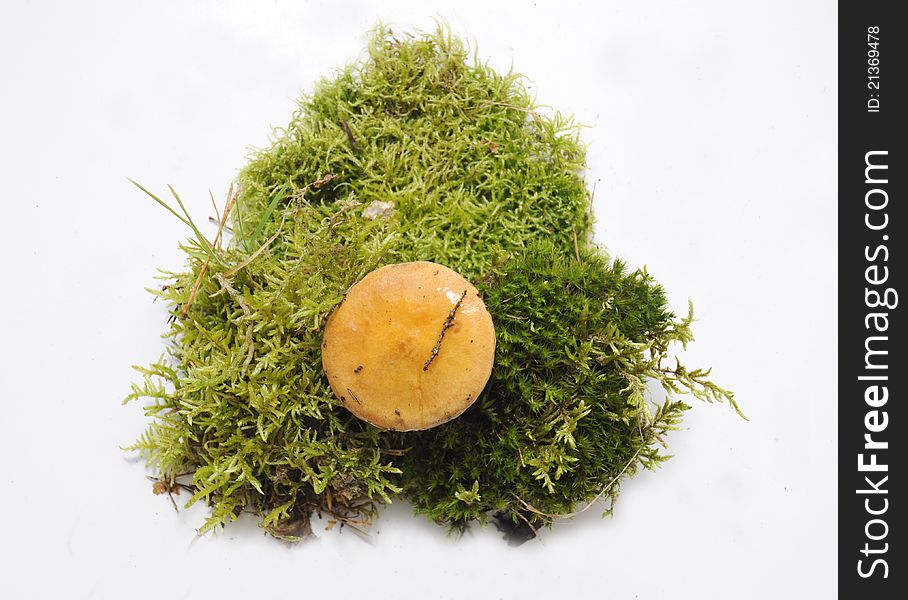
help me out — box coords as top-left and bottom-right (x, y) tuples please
(0, 1), (836, 598)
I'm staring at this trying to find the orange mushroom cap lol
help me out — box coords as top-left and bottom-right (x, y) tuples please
(321, 261), (495, 431)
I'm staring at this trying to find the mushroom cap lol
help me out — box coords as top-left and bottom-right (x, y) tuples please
(321, 261), (495, 431)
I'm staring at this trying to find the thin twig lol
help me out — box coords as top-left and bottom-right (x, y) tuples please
(147, 475), (181, 513)
(223, 216), (285, 278)
(341, 121), (361, 153)
(589, 179), (597, 219)
(423, 289), (468, 371)
(378, 447), (412, 456)
(312, 173), (337, 189)
(181, 183), (236, 319)
(209, 190), (221, 233)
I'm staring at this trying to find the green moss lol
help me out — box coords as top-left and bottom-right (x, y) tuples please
(397, 242), (739, 536)
(235, 26), (590, 278)
(125, 25), (738, 542)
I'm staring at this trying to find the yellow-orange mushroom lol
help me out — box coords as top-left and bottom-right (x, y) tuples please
(321, 261), (495, 431)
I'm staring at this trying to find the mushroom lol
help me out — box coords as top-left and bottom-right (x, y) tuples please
(321, 261), (495, 431)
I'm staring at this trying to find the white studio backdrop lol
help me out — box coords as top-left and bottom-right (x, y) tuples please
(0, 1), (836, 598)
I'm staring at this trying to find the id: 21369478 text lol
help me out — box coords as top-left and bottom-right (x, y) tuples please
(866, 26), (881, 113)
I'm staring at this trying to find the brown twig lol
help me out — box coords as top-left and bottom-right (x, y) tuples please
(209, 191), (220, 225)
(181, 183), (236, 319)
(423, 289), (468, 371)
(312, 173), (338, 189)
(148, 475), (181, 513)
(341, 120), (361, 153)
(378, 447), (412, 456)
(588, 179), (597, 225)
(222, 215), (284, 278)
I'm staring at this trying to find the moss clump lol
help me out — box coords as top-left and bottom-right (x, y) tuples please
(126, 25), (738, 542)
(234, 26), (590, 279)
(398, 242), (739, 536)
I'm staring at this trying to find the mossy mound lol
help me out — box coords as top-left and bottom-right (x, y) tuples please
(126, 26), (738, 541)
